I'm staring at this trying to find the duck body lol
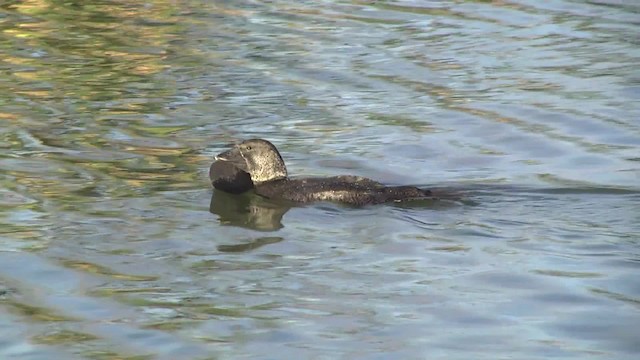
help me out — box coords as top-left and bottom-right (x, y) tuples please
(211, 139), (434, 206)
(253, 177), (431, 205)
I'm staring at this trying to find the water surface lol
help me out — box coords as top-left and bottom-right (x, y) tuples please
(1, 1), (639, 359)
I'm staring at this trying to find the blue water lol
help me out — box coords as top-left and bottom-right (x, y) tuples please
(1, 1), (639, 359)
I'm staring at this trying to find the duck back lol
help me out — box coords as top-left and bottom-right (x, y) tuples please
(255, 176), (432, 206)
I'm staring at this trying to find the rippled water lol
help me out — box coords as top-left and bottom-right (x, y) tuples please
(1, 1), (639, 359)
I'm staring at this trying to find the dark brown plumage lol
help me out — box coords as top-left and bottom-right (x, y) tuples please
(209, 160), (253, 194)
(211, 139), (434, 206)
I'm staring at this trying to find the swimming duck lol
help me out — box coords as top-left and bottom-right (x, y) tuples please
(211, 139), (434, 206)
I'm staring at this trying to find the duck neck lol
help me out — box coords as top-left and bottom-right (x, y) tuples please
(251, 167), (287, 184)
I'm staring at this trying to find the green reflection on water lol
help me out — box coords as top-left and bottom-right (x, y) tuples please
(1, 0), (179, 104)
(33, 329), (99, 344)
(143, 320), (199, 332)
(1, 0), (205, 209)
(60, 259), (159, 281)
(81, 351), (154, 360)
(6, 301), (76, 322)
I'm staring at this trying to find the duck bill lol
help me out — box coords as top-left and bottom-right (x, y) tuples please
(215, 147), (248, 172)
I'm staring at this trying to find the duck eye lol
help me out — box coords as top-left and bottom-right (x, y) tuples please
(245, 146), (252, 150)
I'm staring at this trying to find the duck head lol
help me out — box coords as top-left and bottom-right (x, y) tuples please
(215, 139), (288, 184)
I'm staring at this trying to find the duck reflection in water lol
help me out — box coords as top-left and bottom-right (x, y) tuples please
(209, 190), (291, 231)
(209, 160), (290, 231)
